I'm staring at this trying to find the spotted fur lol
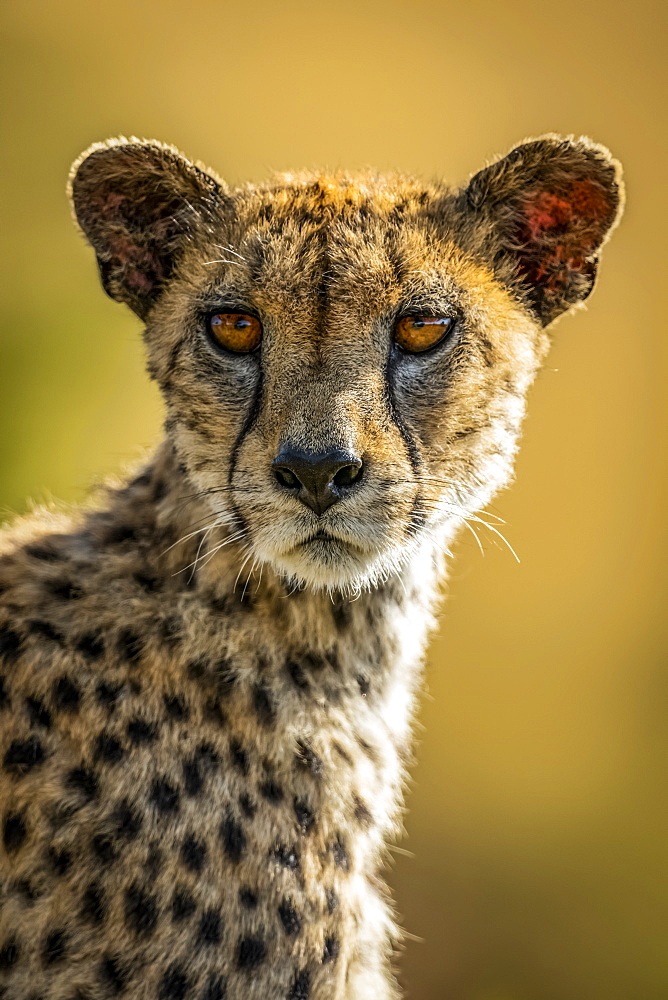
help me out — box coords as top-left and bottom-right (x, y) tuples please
(0, 134), (623, 999)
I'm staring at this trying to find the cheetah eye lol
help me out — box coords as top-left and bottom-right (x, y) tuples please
(394, 315), (455, 354)
(208, 312), (262, 353)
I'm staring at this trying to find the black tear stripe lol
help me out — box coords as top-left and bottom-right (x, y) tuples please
(226, 370), (264, 541)
(383, 354), (423, 476)
(407, 496), (428, 538)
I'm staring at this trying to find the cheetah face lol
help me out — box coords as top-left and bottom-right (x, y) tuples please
(71, 138), (622, 592)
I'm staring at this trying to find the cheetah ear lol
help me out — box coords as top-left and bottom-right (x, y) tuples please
(69, 139), (224, 319)
(464, 135), (624, 325)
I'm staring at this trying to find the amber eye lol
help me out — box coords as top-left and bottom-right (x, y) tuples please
(394, 315), (455, 354)
(208, 312), (262, 353)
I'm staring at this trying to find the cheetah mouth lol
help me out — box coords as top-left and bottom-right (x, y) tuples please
(303, 531), (335, 543)
(298, 529), (366, 553)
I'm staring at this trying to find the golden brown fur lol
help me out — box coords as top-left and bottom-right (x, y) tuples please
(0, 135), (623, 998)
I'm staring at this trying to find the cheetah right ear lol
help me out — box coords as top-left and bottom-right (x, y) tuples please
(462, 135), (624, 326)
(69, 139), (225, 320)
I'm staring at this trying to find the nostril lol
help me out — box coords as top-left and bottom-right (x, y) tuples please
(333, 462), (363, 489)
(274, 466), (301, 490)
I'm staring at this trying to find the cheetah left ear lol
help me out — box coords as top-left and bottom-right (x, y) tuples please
(463, 135), (624, 325)
(69, 138), (224, 320)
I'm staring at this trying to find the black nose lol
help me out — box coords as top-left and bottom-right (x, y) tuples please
(272, 447), (364, 515)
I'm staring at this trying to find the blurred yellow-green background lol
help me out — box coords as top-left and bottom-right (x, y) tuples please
(1, 1), (666, 997)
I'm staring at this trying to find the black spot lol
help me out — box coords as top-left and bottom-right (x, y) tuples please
(3, 735), (45, 775)
(15, 877), (40, 901)
(96, 681), (121, 710)
(146, 843), (162, 875)
(354, 795), (373, 826)
(124, 883), (158, 936)
(294, 798), (315, 835)
(272, 844), (300, 871)
(150, 778), (179, 814)
(152, 478), (167, 502)
(76, 631), (105, 660)
(47, 578), (82, 601)
(47, 844), (72, 875)
(0, 624), (22, 662)
(237, 936), (266, 969)
(126, 718), (157, 743)
(332, 741), (352, 765)
(286, 660), (310, 692)
(201, 975), (227, 1000)
(114, 798), (142, 839)
(332, 836), (350, 871)
(260, 779), (283, 804)
(230, 739), (249, 774)
(92, 833), (118, 865)
(0, 675), (8, 709)
(197, 741), (220, 767)
(356, 674), (370, 697)
(181, 834), (206, 872)
(325, 888), (338, 913)
(99, 954), (128, 993)
(172, 887), (196, 922)
(300, 651), (329, 673)
(135, 467), (158, 490)
(215, 659), (238, 697)
(252, 684), (276, 727)
(288, 970), (311, 1000)
(239, 794), (256, 819)
(187, 658), (206, 681)
(0, 936), (19, 969)
(239, 887), (257, 908)
(104, 524), (138, 545)
(182, 757), (203, 796)
(278, 898), (302, 936)
(42, 928), (67, 964)
(164, 693), (188, 720)
(134, 572), (160, 592)
(221, 814), (245, 863)
(81, 881), (105, 924)
(26, 696), (52, 729)
(204, 698), (227, 727)
(197, 907), (222, 945)
(295, 739), (323, 776)
(25, 542), (63, 562)
(66, 766), (99, 800)
(322, 936), (339, 963)
(95, 732), (124, 764)
(52, 675), (81, 712)
(159, 964), (189, 1000)
(117, 628), (144, 663)
(331, 598), (352, 631)
(27, 620), (65, 643)
(356, 735), (379, 763)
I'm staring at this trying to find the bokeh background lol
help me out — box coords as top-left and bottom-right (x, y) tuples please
(1, 1), (666, 997)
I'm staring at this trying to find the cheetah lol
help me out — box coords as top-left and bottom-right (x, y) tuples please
(0, 135), (623, 999)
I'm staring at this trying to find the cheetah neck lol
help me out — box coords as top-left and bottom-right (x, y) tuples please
(103, 438), (447, 817)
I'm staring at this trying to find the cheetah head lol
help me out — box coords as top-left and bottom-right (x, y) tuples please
(70, 136), (622, 593)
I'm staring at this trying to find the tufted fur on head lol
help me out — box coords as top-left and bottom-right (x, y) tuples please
(0, 135), (623, 999)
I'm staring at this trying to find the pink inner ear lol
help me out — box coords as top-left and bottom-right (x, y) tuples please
(107, 232), (165, 294)
(521, 178), (612, 240)
(513, 177), (614, 304)
(93, 190), (128, 221)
